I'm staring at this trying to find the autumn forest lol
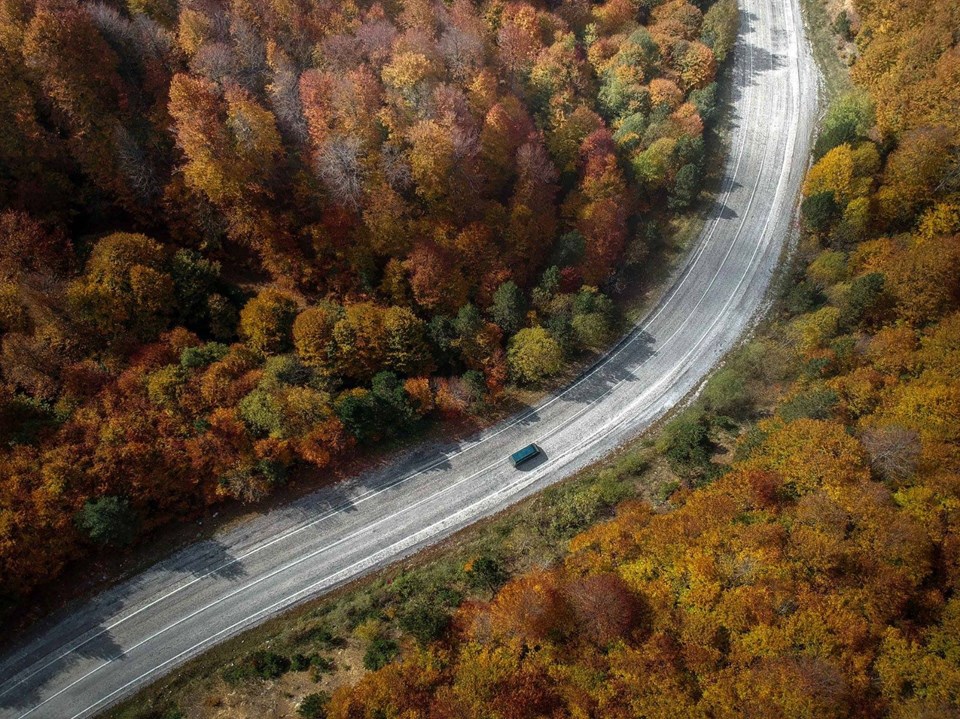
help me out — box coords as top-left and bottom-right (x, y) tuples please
(0, 0), (734, 611)
(3, 0), (960, 715)
(314, 0), (960, 717)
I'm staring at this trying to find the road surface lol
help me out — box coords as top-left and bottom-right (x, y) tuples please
(0, 0), (819, 715)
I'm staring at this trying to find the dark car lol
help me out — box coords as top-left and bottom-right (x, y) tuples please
(509, 443), (541, 467)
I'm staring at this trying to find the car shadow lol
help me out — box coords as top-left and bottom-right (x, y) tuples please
(513, 450), (548, 472)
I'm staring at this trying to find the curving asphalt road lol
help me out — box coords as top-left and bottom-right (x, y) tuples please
(0, 0), (819, 715)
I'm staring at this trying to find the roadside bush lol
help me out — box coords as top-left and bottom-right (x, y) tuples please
(389, 569), (460, 604)
(779, 387), (838, 422)
(221, 650), (291, 685)
(125, 709), (184, 719)
(547, 483), (609, 540)
(398, 597), (451, 645)
(784, 279), (825, 315)
(309, 654), (335, 681)
(657, 480), (681, 502)
(659, 410), (713, 477)
(614, 448), (649, 477)
(298, 692), (329, 719)
(535, 470), (631, 541)
(290, 622), (342, 650)
(363, 636), (399, 670)
(465, 556), (507, 592)
(733, 337), (798, 383)
(220, 665), (247, 686)
(701, 366), (749, 419)
(252, 650), (290, 678)
(832, 10), (853, 41)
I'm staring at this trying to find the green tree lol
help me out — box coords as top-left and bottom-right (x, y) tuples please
(75, 497), (139, 546)
(262, 355), (312, 387)
(180, 342), (229, 370)
(701, 0), (739, 64)
(454, 303), (483, 338)
(571, 287), (615, 348)
(801, 191), (841, 233)
(370, 371), (417, 432)
(598, 65), (650, 121)
(239, 384), (330, 439)
(489, 281), (526, 335)
(841, 272), (887, 328)
(237, 388), (285, 437)
(571, 312), (611, 348)
(813, 92), (874, 159)
(690, 82), (720, 125)
(508, 327), (564, 384)
(170, 249), (221, 328)
(669, 163), (701, 209)
(334, 390), (380, 442)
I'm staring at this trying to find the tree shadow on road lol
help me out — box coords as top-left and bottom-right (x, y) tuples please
(0, 599), (124, 712)
(729, 11), (787, 105)
(159, 538), (247, 581)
